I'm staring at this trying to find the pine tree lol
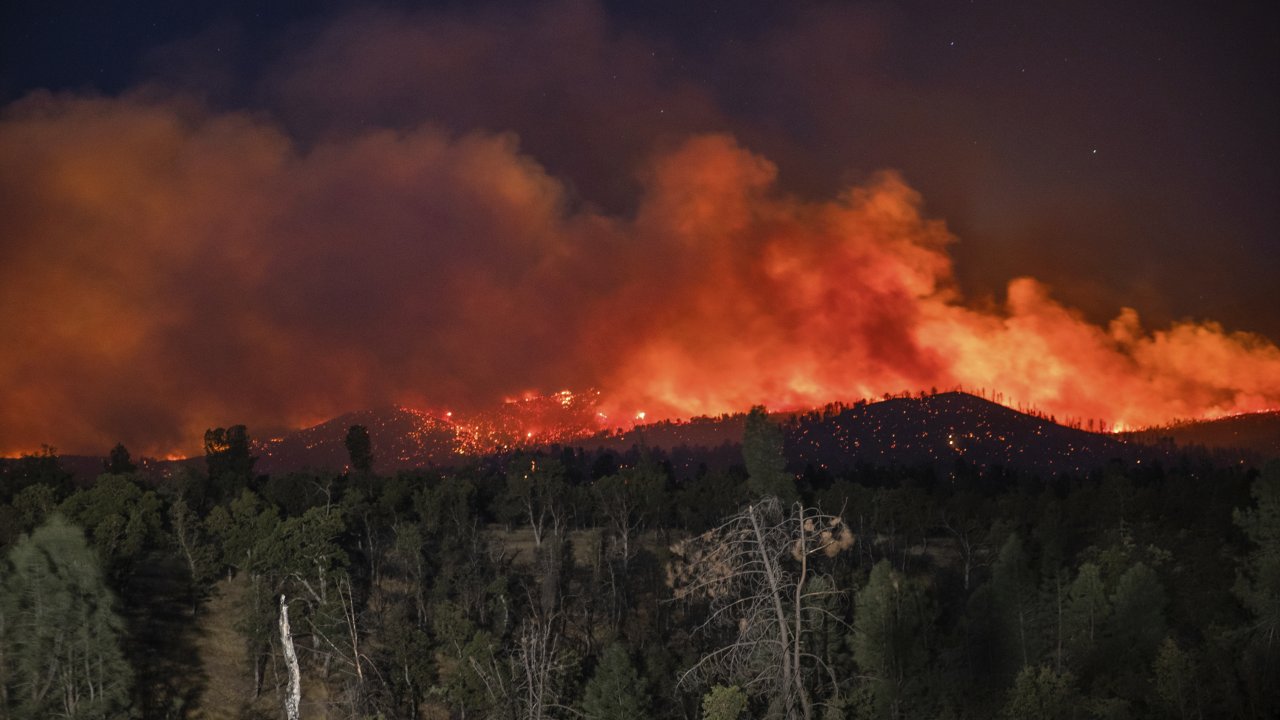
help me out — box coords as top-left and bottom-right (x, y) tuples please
(103, 442), (137, 475)
(992, 534), (1044, 676)
(1231, 460), (1280, 716)
(701, 685), (748, 720)
(852, 560), (928, 717)
(581, 643), (651, 719)
(743, 406), (795, 502)
(1234, 460), (1280, 648)
(1063, 562), (1109, 675)
(1001, 665), (1078, 720)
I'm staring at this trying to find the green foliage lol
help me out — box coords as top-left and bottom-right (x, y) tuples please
(581, 643), (651, 719)
(701, 684), (748, 720)
(169, 495), (219, 591)
(991, 534), (1044, 677)
(852, 560), (929, 715)
(1234, 460), (1280, 647)
(0, 515), (132, 719)
(1001, 665), (1078, 720)
(1106, 562), (1167, 666)
(1063, 562), (1109, 671)
(206, 489), (279, 575)
(10, 482), (57, 535)
(1152, 638), (1197, 719)
(743, 406), (796, 502)
(1230, 461), (1280, 717)
(262, 471), (332, 517)
(59, 474), (164, 575)
(0, 425), (1268, 718)
(676, 467), (747, 531)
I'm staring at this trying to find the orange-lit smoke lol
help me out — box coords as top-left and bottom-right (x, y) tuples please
(1, 94), (1277, 456)
(595, 136), (1280, 428)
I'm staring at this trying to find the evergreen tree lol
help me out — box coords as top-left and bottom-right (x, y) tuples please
(1001, 665), (1078, 720)
(1063, 562), (1109, 674)
(1231, 460), (1280, 716)
(992, 534), (1043, 676)
(1107, 562), (1166, 664)
(581, 643), (651, 720)
(701, 685), (748, 720)
(743, 406), (795, 502)
(0, 515), (132, 719)
(1153, 638), (1197, 719)
(103, 442), (137, 475)
(851, 559), (929, 717)
(344, 424), (374, 473)
(1234, 460), (1280, 648)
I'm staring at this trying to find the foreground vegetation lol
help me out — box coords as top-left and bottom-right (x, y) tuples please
(0, 411), (1277, 719)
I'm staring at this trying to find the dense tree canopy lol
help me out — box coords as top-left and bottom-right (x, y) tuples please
(0, 427), (1273, 718)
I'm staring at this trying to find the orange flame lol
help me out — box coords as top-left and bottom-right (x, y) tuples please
(594, 136), (1280, 430)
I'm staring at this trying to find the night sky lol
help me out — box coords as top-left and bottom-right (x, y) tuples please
(2, 0), (1278, 456)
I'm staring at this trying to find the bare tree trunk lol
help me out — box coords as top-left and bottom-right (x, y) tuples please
(279, 595), (301, 720)
(746, 503), (800, 719)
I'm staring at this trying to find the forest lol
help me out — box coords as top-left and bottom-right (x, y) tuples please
(0, 409), (1277, 720)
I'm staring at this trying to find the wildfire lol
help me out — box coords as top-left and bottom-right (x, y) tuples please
(591, 137), (1280, 433)
(1, 96), (1278, 457)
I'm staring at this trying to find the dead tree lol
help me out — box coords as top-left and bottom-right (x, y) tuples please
(668, 497), (854, 720)
(280, 595), (301, 720)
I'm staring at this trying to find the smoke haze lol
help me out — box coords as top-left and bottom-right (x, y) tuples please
(2, 1), (1277, 455)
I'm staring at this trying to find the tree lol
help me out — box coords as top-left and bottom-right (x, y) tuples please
(1063, 562), (1109, 675)
(1232, 461), (1280, 717)
(595, 460), (665, 625)
(58, 474), (163, 578)
(502, 456), (570, 550)
(581, 643), (651, 720)
(743, 407), (796, 502)
(851, 560), (930, 717)
(502, 456), (572, 613)
(1107, 562), (1166, 665)
(0, 515), (132, 718)
(1153, 638), (1198, 719)
(169, 496), (218, 608)
(344, 424), (374, 473)
(702, 685), (748, 720)
(991, 534), (1043, 675)
(1001, 665), (1078, 720)
(103, 443), (136, 475)
(204, 425), (256, 503)
(1234, 460), (1280, 649)
(669, 496), (854, 720)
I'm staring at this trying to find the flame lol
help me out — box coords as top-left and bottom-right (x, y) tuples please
(592, 136), (1280, 431)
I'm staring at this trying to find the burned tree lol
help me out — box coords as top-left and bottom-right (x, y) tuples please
(668, 496), (854, 720)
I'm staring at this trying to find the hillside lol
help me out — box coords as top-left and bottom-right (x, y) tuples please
(785, 392), (1135, 475)
(1125, 410), (1280, 460)
(38, 393), (1269, 482)
(254, 407), (462, 474)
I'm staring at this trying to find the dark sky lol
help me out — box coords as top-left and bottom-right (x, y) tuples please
(2, 0), (1278, 454)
